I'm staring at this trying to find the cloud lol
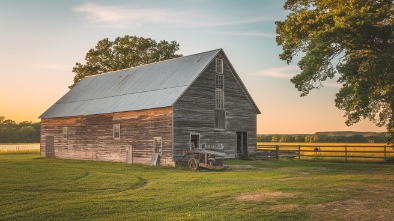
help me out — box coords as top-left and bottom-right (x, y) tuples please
(72, 3), (270, 29)
(255, 65), (342, 88)
(72, 3), (179, 28)
(255, 65), (300, 79)
(207, 30), (276, 38)
(201, 16), (273, 27)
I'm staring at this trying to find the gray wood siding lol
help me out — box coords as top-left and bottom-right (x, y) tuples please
(173, 52), (257, 161)
(40, 107), (174, 166)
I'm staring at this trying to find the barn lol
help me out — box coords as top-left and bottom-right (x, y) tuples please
(39, 49), (261, 166)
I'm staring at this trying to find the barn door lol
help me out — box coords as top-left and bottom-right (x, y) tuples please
(45, 136), (55, 158)
(236, 132), (248, 159)
(126, 145), (133, 164)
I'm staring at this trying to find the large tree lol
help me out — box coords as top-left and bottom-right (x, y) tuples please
(70, 35), (182, 88)
(276, 0), (394, 142)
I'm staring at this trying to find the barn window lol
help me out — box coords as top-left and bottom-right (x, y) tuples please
(215, 89), (224, 109)
(63, 127), (68, 139)
(214, 110), (225, 129)
(113, 124), (120, 139)
(215, 74), (224, 89)
(216, 58), (223, 74)
(153, 137), (162, 153)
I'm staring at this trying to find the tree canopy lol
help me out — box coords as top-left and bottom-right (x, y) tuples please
(70, 35), (182, 88)
(276, 0), (394, 142)
(257, 132), (388, 143)
(0, 116), (40, 143)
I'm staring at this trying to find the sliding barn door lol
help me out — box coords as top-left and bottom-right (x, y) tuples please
(45, 136), (54, 158)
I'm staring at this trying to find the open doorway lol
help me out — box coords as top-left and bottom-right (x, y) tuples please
(236, 132), (248, 159)
(190, 134), (200, 150)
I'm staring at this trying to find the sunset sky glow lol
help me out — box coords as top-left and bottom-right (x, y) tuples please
(0, 0), (387, 134)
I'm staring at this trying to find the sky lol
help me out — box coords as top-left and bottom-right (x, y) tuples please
(0, 0), (387, 134)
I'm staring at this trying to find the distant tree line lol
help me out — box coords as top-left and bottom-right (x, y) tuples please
(258, 132), (388, 143)
(0, 116), (40, 143)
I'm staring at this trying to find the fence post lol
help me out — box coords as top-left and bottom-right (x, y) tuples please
(384, 146), (386, 164)
(345, 145), (347, 162)
(298, 145), (301, 160)
(275, 146), (279, 160)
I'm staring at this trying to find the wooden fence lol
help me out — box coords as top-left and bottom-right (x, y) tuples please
(256, 143), (394, 163)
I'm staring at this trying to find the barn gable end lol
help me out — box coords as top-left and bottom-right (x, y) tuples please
(173, 50), (258, 161)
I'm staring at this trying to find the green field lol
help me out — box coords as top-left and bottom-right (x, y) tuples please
(1, 152), (393, 221)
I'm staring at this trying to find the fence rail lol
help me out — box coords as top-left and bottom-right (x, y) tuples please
(256, 143), (394, 163)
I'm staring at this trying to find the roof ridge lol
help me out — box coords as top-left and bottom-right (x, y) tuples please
(85, 48), (222, 78)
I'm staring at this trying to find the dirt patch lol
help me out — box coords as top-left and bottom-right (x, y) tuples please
(270, 204), (299, 211)
(225, 165), (256, 170)
(236, 192), (300, 211)
(307, 199), (392, 221)
(236, 191), (298, 202)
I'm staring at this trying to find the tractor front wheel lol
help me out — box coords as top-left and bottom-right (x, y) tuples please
(188, 158), (199, 170)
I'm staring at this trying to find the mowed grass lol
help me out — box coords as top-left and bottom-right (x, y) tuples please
(1, 153), (393, 221)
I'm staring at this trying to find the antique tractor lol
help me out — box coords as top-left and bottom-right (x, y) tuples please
(184, 148), (226, 170)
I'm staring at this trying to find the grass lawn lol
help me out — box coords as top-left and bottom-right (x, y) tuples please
(0, 152), (393, 221)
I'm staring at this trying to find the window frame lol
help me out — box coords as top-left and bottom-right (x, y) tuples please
(215, 89), (224, 110)
(214, 58), (225, 129)
(113, 124), (120, 139)
(62, 127), (68, 139)
(215, 74), (224, 89)
(216, 58), (223, 74)
(153, 137), (162, 153)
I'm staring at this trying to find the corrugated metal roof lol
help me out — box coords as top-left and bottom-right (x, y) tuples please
(40, 49), (221, 118)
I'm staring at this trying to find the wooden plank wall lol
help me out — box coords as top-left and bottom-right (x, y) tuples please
(173, 52), (257, 162)
(40, 107), (174, 166)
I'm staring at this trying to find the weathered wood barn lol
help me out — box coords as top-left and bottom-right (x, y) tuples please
(40, 49), (261, 166)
